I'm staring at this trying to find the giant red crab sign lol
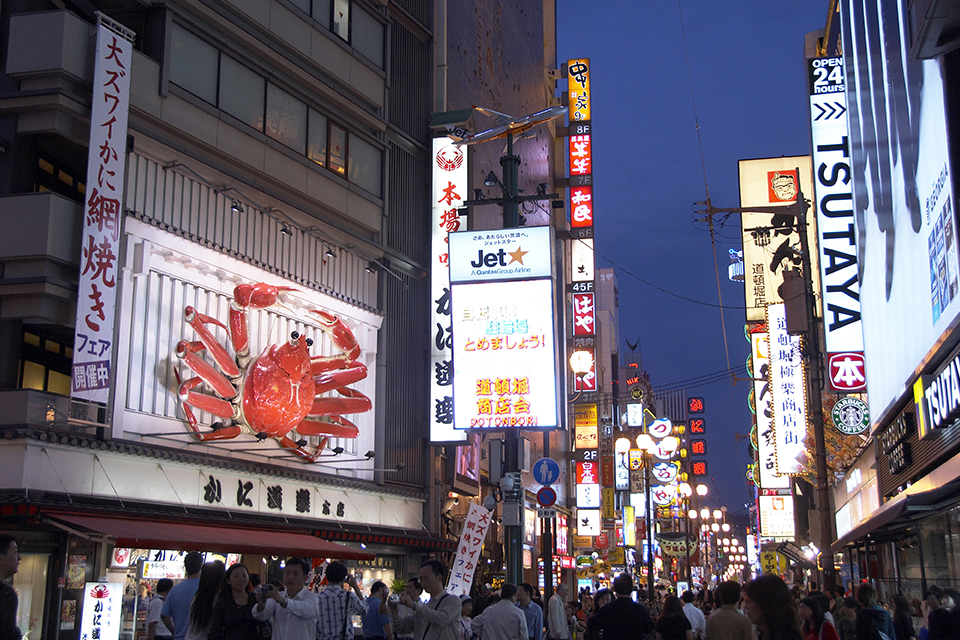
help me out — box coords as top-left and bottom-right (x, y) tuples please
(174, 283), (370, 462)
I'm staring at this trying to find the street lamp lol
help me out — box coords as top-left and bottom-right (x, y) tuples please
(635, 432), (656, 599)
(569, 350), (593, 402)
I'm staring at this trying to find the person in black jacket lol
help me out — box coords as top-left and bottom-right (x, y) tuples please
(209, 564), (261, 640)
(855, 584), (895, 640)
(586, 574), (654, 640)
(0, 535), (22, 640)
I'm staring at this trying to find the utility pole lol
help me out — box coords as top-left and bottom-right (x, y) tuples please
(695, 169), (834, 590)
(459, 131), (560, 586)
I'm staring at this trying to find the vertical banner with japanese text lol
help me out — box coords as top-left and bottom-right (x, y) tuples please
(447, 502), (493, 596)
(431, 138), (468, 443)
(753, 332), (790, 489)
(71, 18), (135, 404)
(767, 304), (808, 476)
(80, 582), (123, 640)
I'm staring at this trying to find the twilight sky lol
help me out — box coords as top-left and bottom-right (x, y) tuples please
(556, 1), (830, 519)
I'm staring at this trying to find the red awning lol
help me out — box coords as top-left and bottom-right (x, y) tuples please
(48, 513), (374, 560)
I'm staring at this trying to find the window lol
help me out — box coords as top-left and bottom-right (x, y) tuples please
(328, 124), (347, 176)
(289, 0), (311, 13)
(312, 0), (332, 28)
(219, 55), (265, 130)
(308, 109), (328, 167)
(266, 84), (307, 154)
(169, 23), (218, 104)
(348, 135), (381, 196)
(332, 0), (350, 41)
(19, 328), (73, 395)
(352, 7), (383, 68)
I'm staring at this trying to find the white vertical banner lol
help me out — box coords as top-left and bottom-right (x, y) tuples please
(447, 502), (493, 596)
(79, 583), (124, 640)
(71, 17), (134, 403)
(430, 138), (467, 443)
(767, 304), (808, 475)
(753, 333), (790, 489)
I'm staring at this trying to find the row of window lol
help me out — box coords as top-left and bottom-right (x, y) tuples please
(286, 0), (385, 70)
(169, 23), (383, 198)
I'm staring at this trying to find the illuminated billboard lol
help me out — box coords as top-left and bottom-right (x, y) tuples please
(754, 332), (790, 489)
(567, 58), (591, 122)
(759, 495), (796, 539)
(767, 304), (807, 476)
(739, 156), (819, 322)
(841, 0), (958, 423)
(449, 228), (559, 430)
(430, 138), (468, 443)
(808, 56), (866, 392)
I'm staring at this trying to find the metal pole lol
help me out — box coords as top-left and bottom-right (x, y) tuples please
(793, 167), (836, 592)
(543, 431), (554, 601)
(645, 450), (654, 598)
(684, 499), (691, 585)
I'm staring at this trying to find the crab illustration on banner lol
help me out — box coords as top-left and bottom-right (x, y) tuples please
(174, 282), (371, 462)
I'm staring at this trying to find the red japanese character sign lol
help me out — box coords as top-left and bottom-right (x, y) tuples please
(570, 186), (594, 228)
(569, 135), (592, 176)
(573, 292), (595, 336)
(71, 20), (134, 404)
(446, 502), (493, 596)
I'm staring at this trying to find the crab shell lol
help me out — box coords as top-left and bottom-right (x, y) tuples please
(241, 334), (315, 436)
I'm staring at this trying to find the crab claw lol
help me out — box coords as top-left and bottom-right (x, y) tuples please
(234, 283), (298, 310)
(311, 310), (361, 360)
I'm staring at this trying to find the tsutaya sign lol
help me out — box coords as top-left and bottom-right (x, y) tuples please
(808, 56), (866, 392)
(71, 17), (135, 404)
(449, 228), (560, 430)
(914, 348), (960, 439)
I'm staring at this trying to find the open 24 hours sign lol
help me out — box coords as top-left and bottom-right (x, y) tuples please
(449, 228), (560, 430)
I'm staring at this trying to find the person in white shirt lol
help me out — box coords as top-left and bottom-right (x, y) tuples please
(681, 591), (706, 640)
(147, 579), (175, 640)
(253, 557), (320, 640)
(471, 584), (528, 640)
(547, 584), (569, 640)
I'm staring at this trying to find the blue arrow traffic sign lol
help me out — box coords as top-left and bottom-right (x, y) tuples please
(532, 457), (561, 485)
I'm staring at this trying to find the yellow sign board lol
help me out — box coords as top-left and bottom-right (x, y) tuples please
(567, 58), (591, 122)
(601, 488), (616, 519)
(761, 551), (788, 576)
(573, 535), (593, 549)
(608, 547), (625, 565)
(574, 404), (598, 427)
(575, 426), (598, 449)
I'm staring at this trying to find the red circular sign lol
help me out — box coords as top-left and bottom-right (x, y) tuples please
(597, 533), (609, 547)
(536, 486), (557, 507)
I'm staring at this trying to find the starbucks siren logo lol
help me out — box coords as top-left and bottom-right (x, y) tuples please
(831, 397), (870, 435)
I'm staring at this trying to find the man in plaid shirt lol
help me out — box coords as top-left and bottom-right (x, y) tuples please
(318, 561), (368, 640)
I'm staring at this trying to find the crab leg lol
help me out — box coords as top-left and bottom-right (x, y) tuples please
(230, 283), (298, 356)
(176, 340), (238, 399)
(278, 434), (325, 463)
(296, 415), (360, 438)
(313, 361), (367, 393)
(176, 377), (243, 441)
(310, 388), (372, 416)
(311, 310), (361, 360)
(184, 307), (240, 377)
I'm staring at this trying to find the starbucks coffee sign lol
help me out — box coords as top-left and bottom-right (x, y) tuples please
(831, 397), (870, 435)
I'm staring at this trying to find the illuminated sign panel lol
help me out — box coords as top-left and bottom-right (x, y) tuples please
(573, 346), (597, 392)
(689, 418), (705, 434)
(80, 582), (123, 640)
(574, 404), (598, 427)
(688, 398), (705, 414)
(451, 279), (558, 429)
(567, 58), (591, 122)
(738, 156), (819, 322)
(569, 135), (592, 176)
(573, 293), (596, 336)
(575, 426), (598, 448)
(759, 495), (796, 539)
(626, 404), (643, 427)
(570, 186), (594, 228)
(448, 227), (553, 283)
(577, 509), (601, 536)
(691, 461), (708, 476)
(571, 239), (595, 282)
(577, 461), (599, 484)
(577, 484), (601, 508)
(767, 304), (808, 475)
(430, 138), (468, 443)
(841, 0), (958, 419)
(690, 439), (706, 456)
(808, 56), (866, 391)
(754, 332), (790, 489)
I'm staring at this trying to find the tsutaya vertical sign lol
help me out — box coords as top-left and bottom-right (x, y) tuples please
(430, 137), (467, 443)
(753, 332), (790, 489)
(447, 502), (493, 596)
(808, 56), (866, 392)
(767, 303), (808, 475)
(71, 17), (135, 404)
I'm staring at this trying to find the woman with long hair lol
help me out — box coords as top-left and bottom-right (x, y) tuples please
(800, 596), (840, 640)
(209, 563), (260, 640)
(741, 575), (804, 640)
(892, 594), (917, 640)
(185, 561), (226, 640)
(656, 595), (693, 640)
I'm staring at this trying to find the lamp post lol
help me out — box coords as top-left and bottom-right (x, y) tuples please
(680, 482), (708, 586)
(635, 432), (655, 598)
